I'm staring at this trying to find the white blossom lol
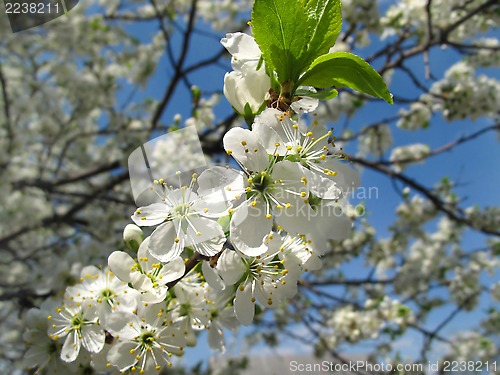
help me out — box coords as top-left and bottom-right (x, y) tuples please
(106, 304), (185, 373)
(358, 123), (393, 156)
(221, 32), (270, 115)
(23, 302), (77, 374)
(131, 175), (230, 261)
(65, 266), (140, 325)
(390, 143), (430, 172)
(47, 301), (105, 363)
(108, 237), (185, 303)
(223, 69), (270, 115)
(397, 102), (432, 130)
(208, 232), (314, 326)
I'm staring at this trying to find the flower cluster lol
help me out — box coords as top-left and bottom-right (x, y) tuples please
(466, 38), (500, 68)
(341, 0), (382, 46)
(397, 102), (432, 130)
(445, 332), (497, 362)
(323, 297), (414, 347)
(389, 143), (430, 172)
(4, 0), (499, 373)
(358, 124), (393, 157)
(23, 30), (360, 372)
(421, 62), (500, 121)
(314, 91), (364, 128)
(382, 0), (500, 42)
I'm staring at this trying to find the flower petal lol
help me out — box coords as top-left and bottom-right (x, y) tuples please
(272, 160), (307, 191)
(191, 194), (230, 218)
(274, 195), (315, 236)
(131, 203), (169, 227)
(314, 202), (352, 240)
(201, 260), (225, 291)
(221, 32), (261, 63)
(149, 221), (185, 262)
(301, 165), (341, 200)
(130, 272), (153, 292)
(230, 201), (271, 256)
(79, 265), (101, 279)
(197, 166), (246, 207)
(291, 93), (319, 113)
(253, 112), (287, 155)
(105, 312), (140, 339)
(60, 330), (80, 363)
(24, 344), (50, 369)
(223, 128), (269, 173)
(185, 216), (225, 257)
(234, 283), (255, 326)
(208, 324), (225, 352)
(137, 236), (159, 273)
(307, 203), (353, 253)
(80, 324), (105, 353)
(321, 159), (360, 193)
(108, 251), (136, 283)
(304, 254), (322, 271)
(107, 341), (137, 372)
(158, 256), (185, 283)
(140, 287), (168, 303)
(254, 108), (289, 147)
(223, 70), (269, 114)
(217, 250), (246, 286)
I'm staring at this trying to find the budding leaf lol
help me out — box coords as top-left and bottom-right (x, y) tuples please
(252, 0), (310, 84)
(304, 0), (342, 62)
(298, 52), (394, 104)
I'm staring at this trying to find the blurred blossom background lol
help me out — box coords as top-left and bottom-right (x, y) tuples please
(0, 0), (499, 374)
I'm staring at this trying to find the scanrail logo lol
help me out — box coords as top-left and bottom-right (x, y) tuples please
(3, 0), (79, 32)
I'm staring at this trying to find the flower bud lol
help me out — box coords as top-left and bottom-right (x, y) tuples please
(223, 67), (269, 116)
(123, 224), (144, 252)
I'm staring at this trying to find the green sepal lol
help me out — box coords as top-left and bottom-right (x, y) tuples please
(243, 103), (255, 129)
(256, 55), (264, 71)
(125, 239), (140, 253)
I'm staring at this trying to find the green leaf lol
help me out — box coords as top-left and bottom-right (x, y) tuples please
(252, 0), (310, 84)
(298, 52), (394, 104)
(304, 0), (342, 61)
(295, 87), (338, 100)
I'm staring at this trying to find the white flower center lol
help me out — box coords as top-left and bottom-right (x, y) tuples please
(172, 203), (192, 219)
